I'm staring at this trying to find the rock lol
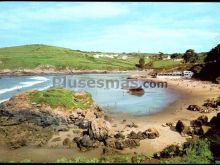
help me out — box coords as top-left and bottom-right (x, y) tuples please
(122, 139), (140, 148)
(51, 137), (61, 142)
(88, 119), (111, 141)
(63, 138), (71, 146)
(74, 135), (96, 150)
(209, 112), (220, 128)
(102, 147), (118, 155)
(190, 115), (208, 127)
(200, 125), (211, 135)
(114, 133), (125, 139)
(8, 137), (27, 149)
(127, 131), (141, 139)
(55, 125), (69, 132)
(187, 105), (203, 112)
(128, 87), (144, 96)
(78, 120), (89, 129)
(115, 140), (124, 150)
(154, 144), (182, 159)
(126, 122), (138, 128)
(175, 120), (192, 135)
(143, 128), (159, 139)
(203, 98), (219, 108)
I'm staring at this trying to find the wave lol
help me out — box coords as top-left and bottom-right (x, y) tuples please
(0, 80), (45, 95)
(28, 76), (49, 81)
(38, 85), (52, 91)
(0, 98), (9, 103)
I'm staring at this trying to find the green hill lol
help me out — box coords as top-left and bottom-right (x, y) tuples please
(0, 44), (138, 70)
(0, 44), (182, 71)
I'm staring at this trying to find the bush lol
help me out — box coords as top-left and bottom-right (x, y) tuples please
(162, 138), (213, 164)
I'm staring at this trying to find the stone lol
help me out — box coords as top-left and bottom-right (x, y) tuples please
(175, 120), (192, 135)
(115, 140), (124, 150)
(88, 119), (111, 141)
(55, 125), (69, 132)
(78, 120), (89, 129)
(187, 105), (203, 112)
(63, 138), (71, 146)
(114, 133), (125, 139)
(51, 137), (61, 142)
(74, 135), (96, 150)
(190, 115), (208, 127)
(126, 122), (138, 128)
(143, 128), (159, 139)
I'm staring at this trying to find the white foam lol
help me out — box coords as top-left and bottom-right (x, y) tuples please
(29, 76), (49, 81)
(38, 85), (52, 91)
(0, 98), (9, 103)
(0, 86), (22, 95)
(0, 80), (45, 95)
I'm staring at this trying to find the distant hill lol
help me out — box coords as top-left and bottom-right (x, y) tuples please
(0, 44), (139, 70)
(0, 44), (183, 71)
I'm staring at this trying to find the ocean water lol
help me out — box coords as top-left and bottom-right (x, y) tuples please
(0, 74), (180, 115)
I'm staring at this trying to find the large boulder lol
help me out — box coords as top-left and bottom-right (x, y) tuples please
(190, 115), (208, 127)
(143, 128), (159, 139)
(209, 112), (220, 128)
(73, 135), (97, 150)
(187, 105), (203, 112)
(127, 131), (144, 140)
(88, 119), (112, 141)
(175, 120), (192, 136)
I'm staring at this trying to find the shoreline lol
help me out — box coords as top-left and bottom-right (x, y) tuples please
(0, 71), (220, 162)
(0, 69), (134, 76)
(105, 75), (220, 156)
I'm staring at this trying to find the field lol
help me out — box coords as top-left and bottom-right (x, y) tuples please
(0, 44), (181, 71)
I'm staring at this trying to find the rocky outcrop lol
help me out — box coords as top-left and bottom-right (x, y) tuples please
(127, 128), (159, 140)
(128, 87), (145, 96)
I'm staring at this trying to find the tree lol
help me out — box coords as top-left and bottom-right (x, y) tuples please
(139, 56), (145, 69)
(182, 49), (198, 63)
(158, 52), (164, 60)
(171, 53), (182, 59)
(204, 44), (220, 63)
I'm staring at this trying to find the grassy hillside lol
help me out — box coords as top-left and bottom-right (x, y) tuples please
(0, 44), (181, 71)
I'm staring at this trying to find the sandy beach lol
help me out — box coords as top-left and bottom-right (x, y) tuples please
(0, 71), (220, 162)
(106, 75), (220, 155)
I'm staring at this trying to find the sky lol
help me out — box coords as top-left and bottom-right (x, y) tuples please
(0, 2), (220, 53)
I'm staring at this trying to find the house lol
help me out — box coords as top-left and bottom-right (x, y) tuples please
(121, 55), (128, 60)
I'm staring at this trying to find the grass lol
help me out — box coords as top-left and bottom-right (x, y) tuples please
(0, 44), (138, 70)
(0, 44), (181, 70)
(29, 88), (93, 110)
(153, 60), (181, 69)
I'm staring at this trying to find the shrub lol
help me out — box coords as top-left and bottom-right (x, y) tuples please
(162, 138), (213, 164)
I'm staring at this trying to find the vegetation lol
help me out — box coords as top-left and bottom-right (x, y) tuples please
(56, 154), (152, 163)
(29, 88), (93, 109)
(170, 53), (183, 59)
(162, 138), (214, 164)
(182, 49), (198, 63)
(190, 44), (220, 83)
(205, 44), (220, 63)
(0, 44), (138, 70)
(0, 44), (183, 71)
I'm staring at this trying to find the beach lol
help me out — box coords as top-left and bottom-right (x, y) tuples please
(106, 74), (220, 155)
(0, 71), (219, 162)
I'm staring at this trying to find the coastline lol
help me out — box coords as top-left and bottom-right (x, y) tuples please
(0, 69), (132, 76)
(0, 71), (220, 162)
(106, 75), (220, 156)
